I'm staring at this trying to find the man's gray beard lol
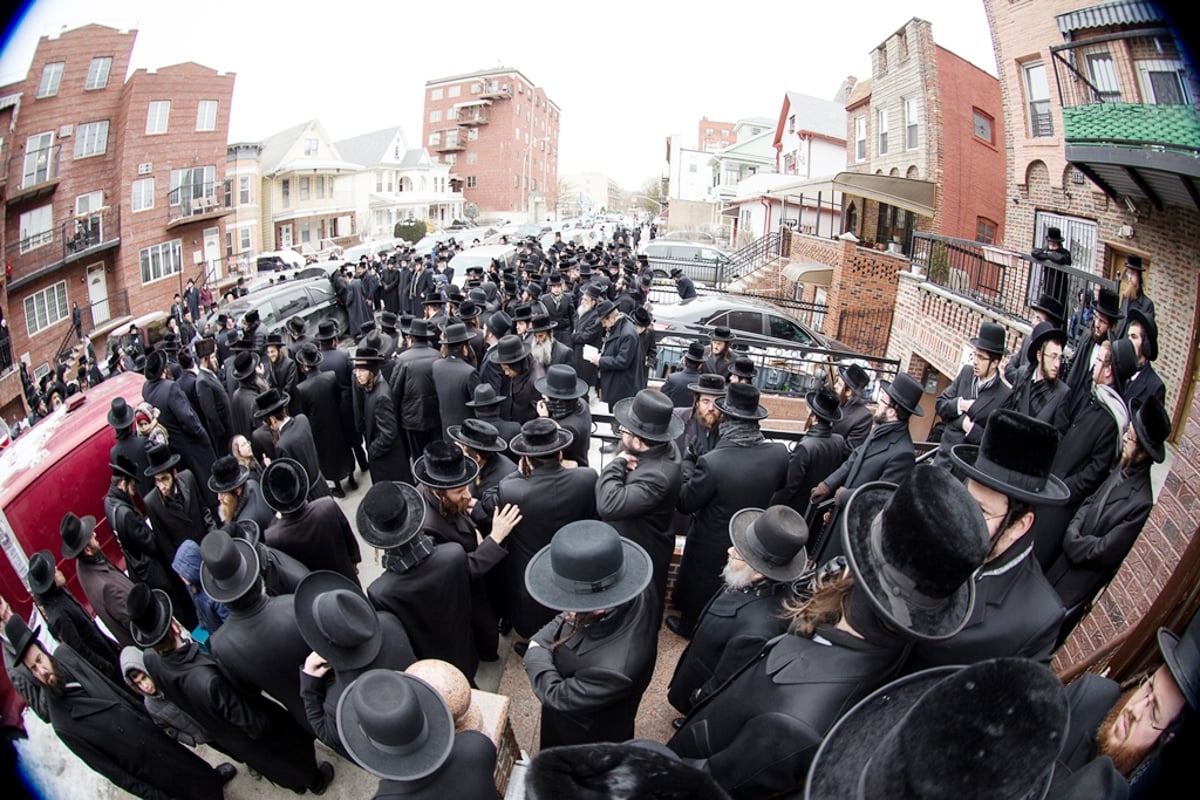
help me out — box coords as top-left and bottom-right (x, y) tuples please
(722, 558), (757, 590)
(579, 297), (595, 315)
(531, 337), (553, 366)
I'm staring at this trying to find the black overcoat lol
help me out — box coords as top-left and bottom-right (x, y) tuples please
(432, 355), (480, 440)
(831, 395), (872, 452)
(104, 486), (195, 630)
(597, 316), (641, 406)
(769, 426), (847, 516)
(373, 732), (497, 800)
(294, 368), (355, 483)
(265, 497), (361, 585)
(933, 364), (1012, 463)
(358, 377), (412, 483)
(142, 470), (211, 562)
(142, 374), (217, 507)
(195, 367), (233, 457)
(75, 554), (137, 650)
(388, 342), (441, 433)
(110, 431), (154, 498)
(276, 414), (332, 500)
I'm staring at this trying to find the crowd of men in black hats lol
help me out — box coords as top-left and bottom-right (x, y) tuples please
(1, 226), (1192, 799)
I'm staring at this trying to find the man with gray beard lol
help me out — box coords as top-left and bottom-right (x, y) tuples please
(572, 283), (605, 389)
(529, 314), (575, 370)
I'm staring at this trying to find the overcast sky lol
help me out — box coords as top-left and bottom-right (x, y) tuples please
(0, 1), (997, 189)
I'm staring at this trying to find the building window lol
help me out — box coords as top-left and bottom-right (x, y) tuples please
(429, 110), (442, 123)
(1034, 212), (1099, 271)
(447, 106), (458, 121)
(279, 224), (292, 248)
(904, 98), (918, 150)
(23, 281), (69, 336)
(37, 61), (64, 97)
(877, 109), (889, 155)
(1086, 53), (1121, 102)
(444, 154), (457, 166)
(240, 227), (252, 253)
(132, 178), (154, 212)
(146, 101), (171, 134)
(467, 128), (479, 141)
(467, 176), (477, 188)
(855, 116), (867, 161)
(303, 138), (318, 157)
(239, 175), (251, 205)
(448, 85), (461, 98)
(428, 132), (440, 146)
(73, 121), (109, 158)
(899, 31), (908, 60)
(169, 166), (215, 206)
(972, 109), (994, 143)
(139, 239), (183, 284)
(19, 205), (54, 253)
(196, 100), (218, 131)
(299, 177), (310, 201)
(976, 217), (997, 245)
(281, 179), (290, 208)
(467, 151), (477, 164)
(1137, 59), (1192, 104)
(515, 127), (521, 140)
(85, 57), (112, 90)
(513, 175), (519, 188)
(316, 176), (325, 198)
(877, 46), (888, 74)
(1023, 62), (1053, 137)
(431, 88), (443, 101)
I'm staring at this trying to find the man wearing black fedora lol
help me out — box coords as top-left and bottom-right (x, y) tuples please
(293, 342), (357, 497)
(1001, 320), (1071, 429)
(143, 441), (214, 565)
(1063, 286), (1124, 404)
(674, 372), (725, 465)
(387, 317), (442, 456)
(572, 283), (606, 390)
(673, 382), (788, 638)
(295, 570), (416, 756)
(477, 309), (514, 400)
(771, 385), (847, 517)
(810, 373), (924, 563)
(353, 346), (413, 484)
(262, 457), (362, 585)
(208, 453), (275, 531)
(1113, 254), (1155, 340)
(433, 323), (483, 438)
(671, 267), (698, 301)
(668, 505), (808, 719)
(193, 337), (234, 458)
(529, 313), (574, 371)
(1122, 307), (1165, 411)
(466, 382), (521, 444)
(363, 481), (485, 681)
(264, 331), (298, 402)
(494, 333), (545, 426)
(704, 326), (735, 380)
(336, 669), (497, 798)
(522, 521), (660, 748)
(1030, 226), (1073, 322)
(315, 318), (370, 476)
(534, 363), (592, 467)
(591, 300), (642, 412)
(1005, 292), (1065, 385)
(933, 321), (1012, 467)
(668, 467), (990, 798)
(230, 348), (269, 440)
(597, 389), (685, 615)
(543, 272), (576, 346)
(449, 418), (517, 537)
(831, 362), (873, 450)
(60, 511), (138, 650)
(107, 396), (155, 497)
(141, 347), (219, 509)
(487, 418), (598, 641)
(662, 341), (707, 408)
(904, 410), (1070, 672)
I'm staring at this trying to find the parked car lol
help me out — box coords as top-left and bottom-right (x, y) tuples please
(664, 230), (718, 244)
(256, 249), (306, 273)
(651, 294), (849, 353)
(447, 245), (518, 288)
(205, 277), (349, 339)
(641, 240), (735, 285)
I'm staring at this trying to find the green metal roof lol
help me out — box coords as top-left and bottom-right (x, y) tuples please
(1062, 103), (1200, 151)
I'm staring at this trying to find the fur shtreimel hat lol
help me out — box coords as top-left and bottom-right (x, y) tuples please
(525, 741), (731, 800)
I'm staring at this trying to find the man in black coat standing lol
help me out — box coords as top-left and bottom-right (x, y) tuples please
(255, 386), (332, 500)
(932, 322), (1012, 466)
(770, 385), (847, 516)
(142, 442), (213, 564)
(672, 268), (698, 301)
(1002, 321), (1071, 431)
(672, 383), (788, 637)
(1123, 308), (1165, 411)
(141, 349), (218, 509)
(293, 343), (356, 497)
(1063, 287), (1123, 405)
(830, 362), (873, 451)
(261, 458), (361, 585)
(388, 318), (443, 456)
(661, 342), (706, 408)
(432, 324), (482, 440)
(107, 396), (155, 499)
(353, 346), (412, 484)
(193, 337), (233, 458)
(589, 301), (641, 410)
(534, 364), (592, 467)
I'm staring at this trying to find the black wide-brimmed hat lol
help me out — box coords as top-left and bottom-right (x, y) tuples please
(336, 670), (455, 782)
(440, 322), (472, 346)
(232, 351), (260, 381)
(316, 319), (339, 342)
(595, 300), (619, 319)
(838, 362), (871, 394)
(1025, 321), (1068, 365)
(1111, 338), (1139, 394)
(529, 314), (556, 334)
(1126, 307), (1158, 362)
(969, 321), (1009, 357)
(1093, 287), (1125, 321)
(378, 311), (399, 332)
(352, 346), (385, 369)
(951, 410), (1070, 505)
(485, 311), (512, 339)
(265, 331), (286, 349)
(261, 458), (311, 515)
(1125, 254), (1145, 271)
(295, 571), (383, 671)
(294, 341), (323, 368)
(714, 382), (768, 421)
(228, 519), (262, 546)
(413, 440), (479, 489)
(1158, 611), (1200, 715)
(510, 417), (574, 457)
(1045, 227), (1064, 243)
(729, 505), (809, 582)
(681, 341), (706, 365)
(456, 301), (481, 321)
(524, 521), (652, 613)
(729, 356), (756, 380)
(60, 512), (96, 559)
(194, 337), (216, 358)
(27, 550), (56, 596)
(252, 387), (289, 419)
(805, 386), (844, 423)
(687, 373), (726, 396)
(1030, 293), (1065, 326)
(126, 582), (174, 648)
(806, 658), (1066, 800)
(144, 442), (181, 477)
(466, 383), (506, 408)
(4, 616), (42, 664)
(107, 397), (136, 429)
(208, 455), (250, 494)
(614, 389), (683, 443)
(880, 373), (926, 417)
(406, 318), (436, 341)
(110, 454), (138, 481)
(144, 349), (167, 379)
(286, 316), (308, 337)
(199, 528), (261, 604)
(448, 418), (508, 453)
(841, 468), (989, 641)
(422, 290), (445, 306)
(1131, 395), (1170, 464)
(494, 334), (530, 365)
(535, 364), (588, 400)
(709, 325), (734, 342)
(229, 332), (255, 352)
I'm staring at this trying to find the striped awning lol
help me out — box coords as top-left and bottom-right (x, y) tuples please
(1056, 1), (1164, 35)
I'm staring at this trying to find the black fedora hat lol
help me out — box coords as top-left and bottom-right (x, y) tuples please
(1111, 337), (1139, 393)
(294, 342), (323, 368)
(286, 316), (308, 337)
(729, 505), (809, 582)
(110, 454), (138, 481)
(681, 341), (706, 365)
(729, 356), (756, 380)
(265, 331), (286, 349)
(969, 321), (1009, 357)
(352, 346), (385, 369)
(356, 481), (425, 550)
(709, 325), (735, 342)
(1125, 254), (1145, 272)
(336, 670), (455, 782)
(524, 521), (652, 613)
(1045, 227), (1064, 243)
(510, 417), (574, 457)
(60, 512), (96, 559)
(208, 455), (250, 494)
(378, 311), (399, 332)
(4, 615), (42, 664)
(232, 351), (260, 382)
(316, 319), (339, 341)
(1131, 395), (1170, 464)
(951, 410), (1070, 505)
(413, 440), (479, 490)
(614, 389), (684, 443)
(144, 442), (181, 477)
(714, 382), (768, 421)
(455, 301), (481, 321)
(194, 337), (216, 358)
(805, 385), (844, 423)
(535, 364), (588, 400)
(448, 418), (508, 453)
(228, 332), (255, 352)
(407, 318), (437, 341)
(228, 519), (262, 546)
(440, 322), (472, 346)
(126, 582), (174, 648)
(528, 314), (556, 334)
(107, 397), (136, 429)
(1030, 293), (1065, 326)
(806, 658), (1066, 800)
(422, 290), (446, 306)
(1025, 321), (1068, 365)
(1158, 610), (1200, 715)
(199, 528), (261, 604)
(595, 300), (619, 319)
(838, 362), (871, 394)
(27, 550), (56, 595)
(144, 348), (167, 379)
(252, 387), (289, 419)
(1126, 307), (1158, 362)
(880, 373), (926, 417)
(494, 334), (530, 365)
(294, 571), (383, 671)
(261, 458), (311, 515)
(687, 373), (726, 395)
(1093, 287), (1125, 321)
(466, 383), (506, 408)
(841, 468), (989, 641)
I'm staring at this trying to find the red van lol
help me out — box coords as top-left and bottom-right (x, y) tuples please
(0, 371), (143, 621)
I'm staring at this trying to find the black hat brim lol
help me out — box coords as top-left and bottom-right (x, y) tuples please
(729, 508), (808, 582)
(60, 516), (97, 559)
(1158, 627), (1200, 715)
(261, 460), (311, 514)
(1026, 327), (1068, 365)
(534, 375), (589, 400)
(199, 538), (261, 604)
(232, 353), (261, 381)
(447, 426), (509, 454)
(805, 391), (844, 423)
(252, 394), (290, 419)
(208, 466), (251, 494)
(1132, 404), (1167, 464)
(524, 537), (652, 613)
(107, 406), (136, 429)
(950, 445), (1071, 505)
(713, 397), (768, 421)
(336, 671), (454, 781)
(293, 571), (382, 671)
(509, 428), (575, 457)
(613, 397), (684, 443)
(412, 456), (480, 490)
(356, 482), (426, 549)
(144, 452), (182, 477)
(130, 588), (174, 648)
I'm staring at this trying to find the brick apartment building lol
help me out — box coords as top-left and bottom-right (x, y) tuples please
(697, 116), (737, 152)
(0, 23), (234, 423)
(422, 68), (560, 223)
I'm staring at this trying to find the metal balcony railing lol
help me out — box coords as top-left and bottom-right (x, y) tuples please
(166, 180), (231, 226)
(6, 144), (63, 205)
(6, 207), (122, 288)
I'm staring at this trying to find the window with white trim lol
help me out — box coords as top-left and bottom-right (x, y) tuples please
(74, 121), (109, 158)
(429, 110), (442, 123)
(304, 138), (318, 157)
(1023, 62), (1053, 137)
(239, 227), (252, 253)
(877, 109), (889, 155)
(428, 132), (440, 146)
(855, 116), (866, 161)
(431, 88), (443, 101)
(196, 100), (218, 131)
(132, 178), (154, 212)
(169, 166), (216, 206)
(85, 57), (112, 90)
(19, 205), (54, 253)
(146, 101), (171, 134)
(37, 62), (64, 97)
(139, 239), (183, 283)
(1136, 59), (1192, 104)
(904, 98), (918, 150)
(239, 175), (251, 205)
(24, 281), (69, 336)
(467, 176), (477, 188)
(300, 177), (310, 201)
(448, 85), (461, 98)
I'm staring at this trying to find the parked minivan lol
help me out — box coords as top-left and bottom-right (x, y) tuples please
(204, 276), (349, 339)
(641, 240), (734, 286)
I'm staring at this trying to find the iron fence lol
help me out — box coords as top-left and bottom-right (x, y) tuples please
(836, 306), (895, 355)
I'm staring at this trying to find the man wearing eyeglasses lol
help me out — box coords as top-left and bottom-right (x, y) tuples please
(932, 322), (1012, 467)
